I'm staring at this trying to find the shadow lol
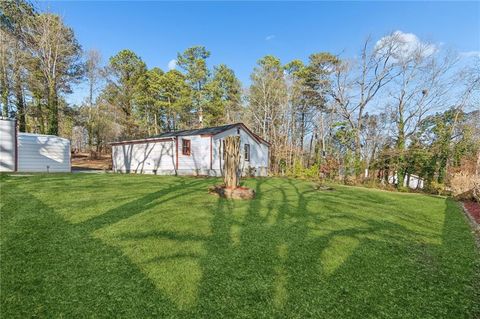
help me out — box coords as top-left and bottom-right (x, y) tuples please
(192, 178), (479, 317)
(0, 182), (181, 318)
(78, 178), (206, 232)
(2, 175), (478, 318)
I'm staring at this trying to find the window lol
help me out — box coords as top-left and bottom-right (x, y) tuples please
(182, 139), (191, 156)
(244, 144), (250, 161)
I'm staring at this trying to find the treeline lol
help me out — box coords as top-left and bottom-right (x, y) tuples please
(1, 1), (479, 192)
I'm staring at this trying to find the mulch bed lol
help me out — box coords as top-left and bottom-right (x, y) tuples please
(463, 201), (480, 224)
(208, 185), (255, 199)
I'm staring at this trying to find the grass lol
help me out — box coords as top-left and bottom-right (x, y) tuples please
(0, 174), (479, 318)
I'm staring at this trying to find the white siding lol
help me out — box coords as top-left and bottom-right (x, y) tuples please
(0, 119), (16, 172)
(176, 135), (210, 174)
(111, 125), (269, 176)
(212, 127), (269, 176)
(403, 174), (424, 189)
(18, 133), (70, 172)
(112, 140), (175, 174)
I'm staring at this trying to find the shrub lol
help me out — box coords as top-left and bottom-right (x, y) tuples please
(450, 172), (480, 201)
(427, 181), (447, 196)
(304, 163), (320, 180)
(343, 175), (356, 186)
(246, 166), (256, 178)
(286, 162), (321, 180)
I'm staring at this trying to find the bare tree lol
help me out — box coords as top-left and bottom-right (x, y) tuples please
(330, 34), (401, 165)
(247, 56), (288, 173)
(26, 13), (83, 135)
(389, 45), (455, 150)
(83, 49), (103, 150)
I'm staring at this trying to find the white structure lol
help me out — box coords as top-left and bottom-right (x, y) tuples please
(388, 172), (424, 189)
(0, 118), (17, 172)
(403, 174), (424, 189)
(18, 133), (71, 172)
(0, 118), (71, 173)
(111, 123), (270, 176)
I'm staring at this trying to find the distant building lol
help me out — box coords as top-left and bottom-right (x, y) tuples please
(110, 123), (270, 176)
(388, 172), (424, 189)
(0, 118), (71, 173)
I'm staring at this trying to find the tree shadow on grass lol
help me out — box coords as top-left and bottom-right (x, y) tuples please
(2, 176), (478, 318)
(77, 178), (207, 233)
(191, 179), (479, 318)
(0, 184), (182, 318)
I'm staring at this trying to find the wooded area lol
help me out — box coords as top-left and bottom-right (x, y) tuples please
(1, 1), (479, 193)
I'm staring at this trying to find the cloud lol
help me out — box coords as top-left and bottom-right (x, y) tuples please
(265, 34), (275, 41)
(167, 59), (177, 70)
(460, 51), (480, 58)
(375, 31), (437, 60)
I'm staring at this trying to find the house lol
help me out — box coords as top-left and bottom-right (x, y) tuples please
(0, 118), (71, 173)
(388, 172), (424, 189)
(110, 123), (270, 176)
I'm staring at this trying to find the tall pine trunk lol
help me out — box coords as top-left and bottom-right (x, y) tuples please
(1, 81), (8, 118)
(47, 82), (58, 135)
(15, 83), (26, 132)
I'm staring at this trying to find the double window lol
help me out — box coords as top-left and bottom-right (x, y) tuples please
(182, 139), (191, 156)
(244, 144), (250, 161)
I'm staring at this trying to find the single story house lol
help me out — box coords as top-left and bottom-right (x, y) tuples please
(110, 123), (270, 176)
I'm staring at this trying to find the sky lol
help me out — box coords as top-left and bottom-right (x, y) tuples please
(38, 1), (480, 105)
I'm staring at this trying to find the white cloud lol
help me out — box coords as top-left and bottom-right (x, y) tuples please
(375, 31), (437, 61)
(460, 51), (480, 58)
(265, 34), (275, 41)
(167, 59), (177, 70)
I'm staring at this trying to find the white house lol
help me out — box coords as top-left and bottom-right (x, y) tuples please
(388, 172), (424, 189)
(111, 123), (270, 176)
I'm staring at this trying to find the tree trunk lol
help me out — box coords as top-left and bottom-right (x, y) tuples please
(15, 82), (26, 132)
(307, 129), (315, 167)
(47, 83), (58, 135)
(223, 136), (241, 188)
(1, 81), (8, 118)
(300, 111), (305, 152)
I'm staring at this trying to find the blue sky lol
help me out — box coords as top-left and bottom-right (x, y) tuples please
(39, 1), (480, 105)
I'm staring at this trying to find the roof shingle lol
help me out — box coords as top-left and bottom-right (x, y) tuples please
(151, 123), (240, 138)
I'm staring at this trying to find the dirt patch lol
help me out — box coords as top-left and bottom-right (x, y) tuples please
(313, 183), (335, 191)
(208, 185), (255, 200)
(72, 153), (112, 170)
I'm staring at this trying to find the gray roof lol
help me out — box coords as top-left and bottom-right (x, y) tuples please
(151, 123), (242, 138)
(110, 123), (270, 146)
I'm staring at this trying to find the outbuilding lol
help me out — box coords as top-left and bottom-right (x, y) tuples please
(0, 118), (71, 173)
(111, 123), (270, 176)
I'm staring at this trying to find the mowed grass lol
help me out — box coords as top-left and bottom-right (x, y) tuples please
(0, 174), (479, 318)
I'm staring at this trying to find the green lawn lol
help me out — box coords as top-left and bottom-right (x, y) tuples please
(1, 174), (478, 318)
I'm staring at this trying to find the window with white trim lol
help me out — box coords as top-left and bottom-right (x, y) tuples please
(244, 144), (250, 161)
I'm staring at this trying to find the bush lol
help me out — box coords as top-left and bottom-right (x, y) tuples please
(286, 162), (321, 180)
(343, 175), (356, 186)
(397, 186), (410, 193)
(304, 163), (320, 180)
(427, 181), (447, 196)
(450, 172), (480, 201)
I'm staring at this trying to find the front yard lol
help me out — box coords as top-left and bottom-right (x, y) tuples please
(0, 174), (478, 318)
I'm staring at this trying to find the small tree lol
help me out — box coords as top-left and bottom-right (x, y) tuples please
(223, 136), (241, 188)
